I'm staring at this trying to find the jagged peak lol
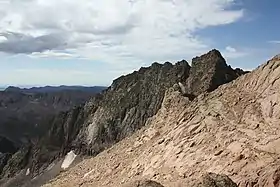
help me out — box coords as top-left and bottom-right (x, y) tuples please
(192, 49), (225, 66)
(185, 49), (243, 96)
(176, 59), (191, 67)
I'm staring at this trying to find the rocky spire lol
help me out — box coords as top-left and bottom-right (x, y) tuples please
(185, 49), (242, 96)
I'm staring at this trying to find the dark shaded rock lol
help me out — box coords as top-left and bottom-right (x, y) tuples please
(0, 136), (17, 154)
(0, 153), (12, 175)
(136, 180), (164, 187)
(186, 49), (243, 96)
(234, 68), (250, 76)
(5, 86), (106, 94)
(127, 180), (165, 187)
(198, 173), (238, 187)
(0, 146), (31, 178)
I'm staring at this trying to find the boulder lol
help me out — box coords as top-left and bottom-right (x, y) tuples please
(197, 173), (238, 187)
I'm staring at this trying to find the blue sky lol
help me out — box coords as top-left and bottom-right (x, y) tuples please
(0, 0), (279, 87)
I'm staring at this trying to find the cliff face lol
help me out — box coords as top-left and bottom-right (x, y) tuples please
(75, 61), (191, 155)
(0, 49), (245, 186)
(31, 61), (191, 171)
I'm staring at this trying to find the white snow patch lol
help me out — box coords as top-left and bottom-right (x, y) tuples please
(179, 82), (186, 94)
(83, 169), (94, 179)
(26, 168), (30, 176)
(61, 150), (77, 170)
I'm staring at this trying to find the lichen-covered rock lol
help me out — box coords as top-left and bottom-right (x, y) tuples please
(125, 180), (165, 187)
(0, 153), (12, 175)
(197, 173), (238, 187)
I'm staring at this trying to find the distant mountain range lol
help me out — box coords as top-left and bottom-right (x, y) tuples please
(4, 85), (107, 94)
(0, 85), (107, 146)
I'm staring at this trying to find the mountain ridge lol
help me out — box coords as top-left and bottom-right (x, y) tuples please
(0, 49), (248, 186)
(4, 86), (107, 94)
(43, 52), (280, 187)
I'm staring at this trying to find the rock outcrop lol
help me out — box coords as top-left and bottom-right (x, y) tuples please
(28, 60), (192, 176)
(0, 146), (31, 179)
(32, 50), (245, 176)
(0, 154), (12, 175)
(185, 49), (243, 96)
(42, 53), (280, 187)
(125, 180), (165, 187)
(198, 173), (238, 187)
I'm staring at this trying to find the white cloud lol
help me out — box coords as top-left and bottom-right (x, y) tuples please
(269, 41), (280, 44)
(0, 0), (244, 65)
(30, 50), (81, 59)
(225, 46), (237, 53)
(222, 46), (248, 59)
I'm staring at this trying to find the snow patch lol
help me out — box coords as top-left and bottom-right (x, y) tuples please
(61, 150), (77, 170)
(26, 168), (30, 176)
(179, 82), (186, 94)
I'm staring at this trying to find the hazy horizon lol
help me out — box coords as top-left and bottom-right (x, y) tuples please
(0, 85), (108, 89)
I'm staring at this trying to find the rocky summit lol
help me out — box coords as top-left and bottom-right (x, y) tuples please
(2, 49), (280, 187)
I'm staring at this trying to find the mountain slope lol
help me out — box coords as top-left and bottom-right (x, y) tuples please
(44, 55), (280, 187)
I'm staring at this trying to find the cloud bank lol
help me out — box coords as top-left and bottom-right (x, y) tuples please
(0, 0), (244, 63)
